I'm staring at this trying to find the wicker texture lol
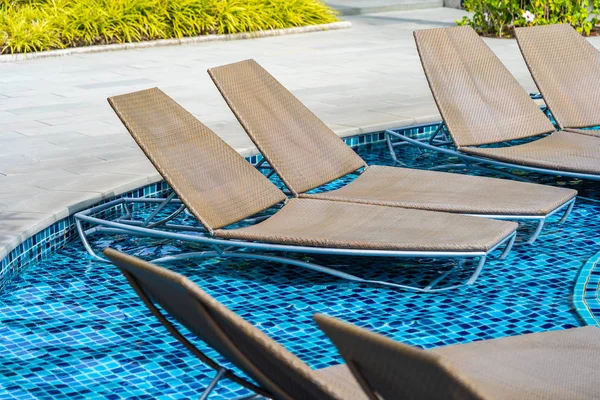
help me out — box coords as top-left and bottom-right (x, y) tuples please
(108, 88), (287, 231)
(208, 59), (366, 195)
(216, 198), (518, 252)
(414, 26), (555, 147)
(208, 60), (576, 218)
(563, 128), (600, 138)
(515, 24), (600, 130)
(461, 131), (600, 175)
(316, 365), (371, 400)
(104, 248), (361, 400)
(302, 165), (576, 216)
(314, 314), (488, 400)
(316, 314), (600, 400)
(432, 326), (600, 399)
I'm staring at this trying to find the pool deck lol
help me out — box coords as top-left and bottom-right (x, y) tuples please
(2, 7), (600, 264)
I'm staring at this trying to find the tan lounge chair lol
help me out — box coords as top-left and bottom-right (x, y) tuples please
(515, 24), (600, 138)
(393, 25), (600, 184)
(207, 59), (577, 244)
(75, 88), (518, 292)
(315, 314), (600, 399)
(103, 248), (368, 400)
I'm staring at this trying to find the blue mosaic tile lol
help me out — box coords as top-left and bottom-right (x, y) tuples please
(1, 124), (599, 398)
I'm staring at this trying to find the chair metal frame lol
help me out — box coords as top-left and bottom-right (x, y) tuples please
(384, 123), (578, 244)
(75, 194), (517, 293)
(386, 123), (600, 182)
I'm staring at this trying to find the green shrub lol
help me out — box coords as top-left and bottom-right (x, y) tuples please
(458, 0), (599, 37)
(0, 0), (338, 54)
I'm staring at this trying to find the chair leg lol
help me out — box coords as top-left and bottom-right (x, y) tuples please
(199, 368), (226, 400)
(559, 198), (576, 224)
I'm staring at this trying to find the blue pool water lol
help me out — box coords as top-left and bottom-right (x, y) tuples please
(1, 142), (599, 399)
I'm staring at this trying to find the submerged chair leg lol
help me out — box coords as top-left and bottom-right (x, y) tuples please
(499, 232), (517, 259)
(76, 197), (517, 293)
(559, 198), (576, 224)
(150, 244), (510, 292)
(523, 197), (576, 243)
(199, 368), (227, 400)
(76, 219), (109, 262)
(525, 219), (546, 245)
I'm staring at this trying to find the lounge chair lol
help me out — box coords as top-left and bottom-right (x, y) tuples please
(515, 24), (600, 138)
(103, 248), (368, 400)
(388, 26), (600, 183)
(75, 88), (518, 292)
(207, 59), (577, 244)
(314, 314), (600, 399)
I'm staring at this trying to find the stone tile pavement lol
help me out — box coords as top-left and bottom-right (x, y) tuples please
(2, 7), (600, 260)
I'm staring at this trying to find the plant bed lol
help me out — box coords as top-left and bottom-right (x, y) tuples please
(0, 0), (338, 54)
(458, 0), (600, 38)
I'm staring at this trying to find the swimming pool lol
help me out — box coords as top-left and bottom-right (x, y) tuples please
(1, 140), (599, 399)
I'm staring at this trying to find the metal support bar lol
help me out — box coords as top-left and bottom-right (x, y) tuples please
(499, 233), (517, 259)
(385, 129), (600, 181)
(424, 262), (460, 290)
(525, 220), (545, 245)
(559, 198), (576, 223)
(233, 395), (262, 400)
(150, 248), (491, 292)
(75, 195), (517, 292)
(199, 368), (226, 400)
(76, 218), (108, 262)
(142, 191), (176, 227)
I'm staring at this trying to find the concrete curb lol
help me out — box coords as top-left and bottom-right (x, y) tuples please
(0, 21), (351, 63)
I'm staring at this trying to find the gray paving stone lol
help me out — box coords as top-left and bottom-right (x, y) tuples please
(0, 131), (24, 139)
(1, 170), (81, 190)
(5, 190), (104, 217)
(75, 78), (155, 90)
(5, 102), (95, 115)
(0, 155), (105, 175)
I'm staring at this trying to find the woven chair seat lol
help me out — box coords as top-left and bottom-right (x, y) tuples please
(431, 326), (600, 399)
(315, 314), (600, 400)
(564, 128), (600, 138)
(215, 198), (517, 252)
(461, 131), (600, 175)
(315, 365), (368, 400)
(301, 165), (576, 216)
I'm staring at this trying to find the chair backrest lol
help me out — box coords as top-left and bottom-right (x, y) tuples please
(108, 88), (286, 231)
(314, 314), (488, 400)
(515, 24), (600, 129)
(104, 248), (344, 400)
(208, 59), (366, 195)
(414, 26), (555, 148)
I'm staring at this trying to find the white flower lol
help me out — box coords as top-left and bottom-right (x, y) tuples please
(484, 12), (489, 22)
(523, 11), (535, 23)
